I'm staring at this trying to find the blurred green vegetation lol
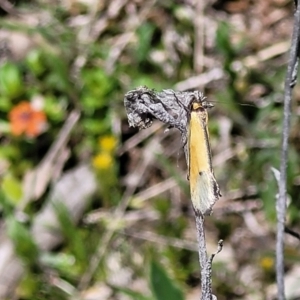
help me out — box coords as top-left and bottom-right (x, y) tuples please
(0, 0), (299, 299)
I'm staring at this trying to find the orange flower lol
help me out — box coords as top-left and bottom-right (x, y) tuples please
(8, 101), (47, 137)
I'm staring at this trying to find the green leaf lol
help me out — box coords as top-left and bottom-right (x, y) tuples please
(0, 62), (24, 98)
(52, 201), (87, 265)
(44, 94), (66, 122)
(136, 22), (155, 63)
(81, 69), (114, 99)
(113, 286), (154, 300)
(44, 53), (71, 93)
(0, 96), (12, 112)
(1, 174), (23, 204)
(18, 273), (40, 299)
(0, 120), (10, 134)
(83, 118), (110, 135)
(81, 95), (106, 113)
(40, 252), (77, 277)
(260, 171), (277, 223)
(215, 21), (235, 59)
(26, 49), (46, 76)
(46, 72), (70, 93)
(7, 217), (39, 265)
(0, 144), (20, 160)
(149, 260), (184, 300)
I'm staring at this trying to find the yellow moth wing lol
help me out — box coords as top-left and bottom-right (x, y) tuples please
(189, 103), (220, 215)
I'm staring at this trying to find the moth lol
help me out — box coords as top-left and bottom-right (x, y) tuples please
(188, 96), (221, 215)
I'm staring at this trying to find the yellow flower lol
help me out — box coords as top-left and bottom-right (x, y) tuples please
(260, 256), (274, 270)
(92, 152), (113, 170)
(98, 135), (117, 152)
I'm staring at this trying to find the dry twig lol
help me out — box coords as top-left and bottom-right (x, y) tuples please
(277, 2), (300, 299)
(124, 86), (222, 300)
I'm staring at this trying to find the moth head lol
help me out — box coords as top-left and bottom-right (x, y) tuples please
(191, 100), (214, 111)
(202, 101), (214, 109)
(189, 92), (213, 111)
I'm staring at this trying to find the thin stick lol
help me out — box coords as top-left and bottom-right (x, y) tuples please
(284, 226), (300, 241)
(195, 212), (214, 300)
(195, 212), (222, 300)
(277, 2), (300, 299)
(124, 87), (222, 299)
